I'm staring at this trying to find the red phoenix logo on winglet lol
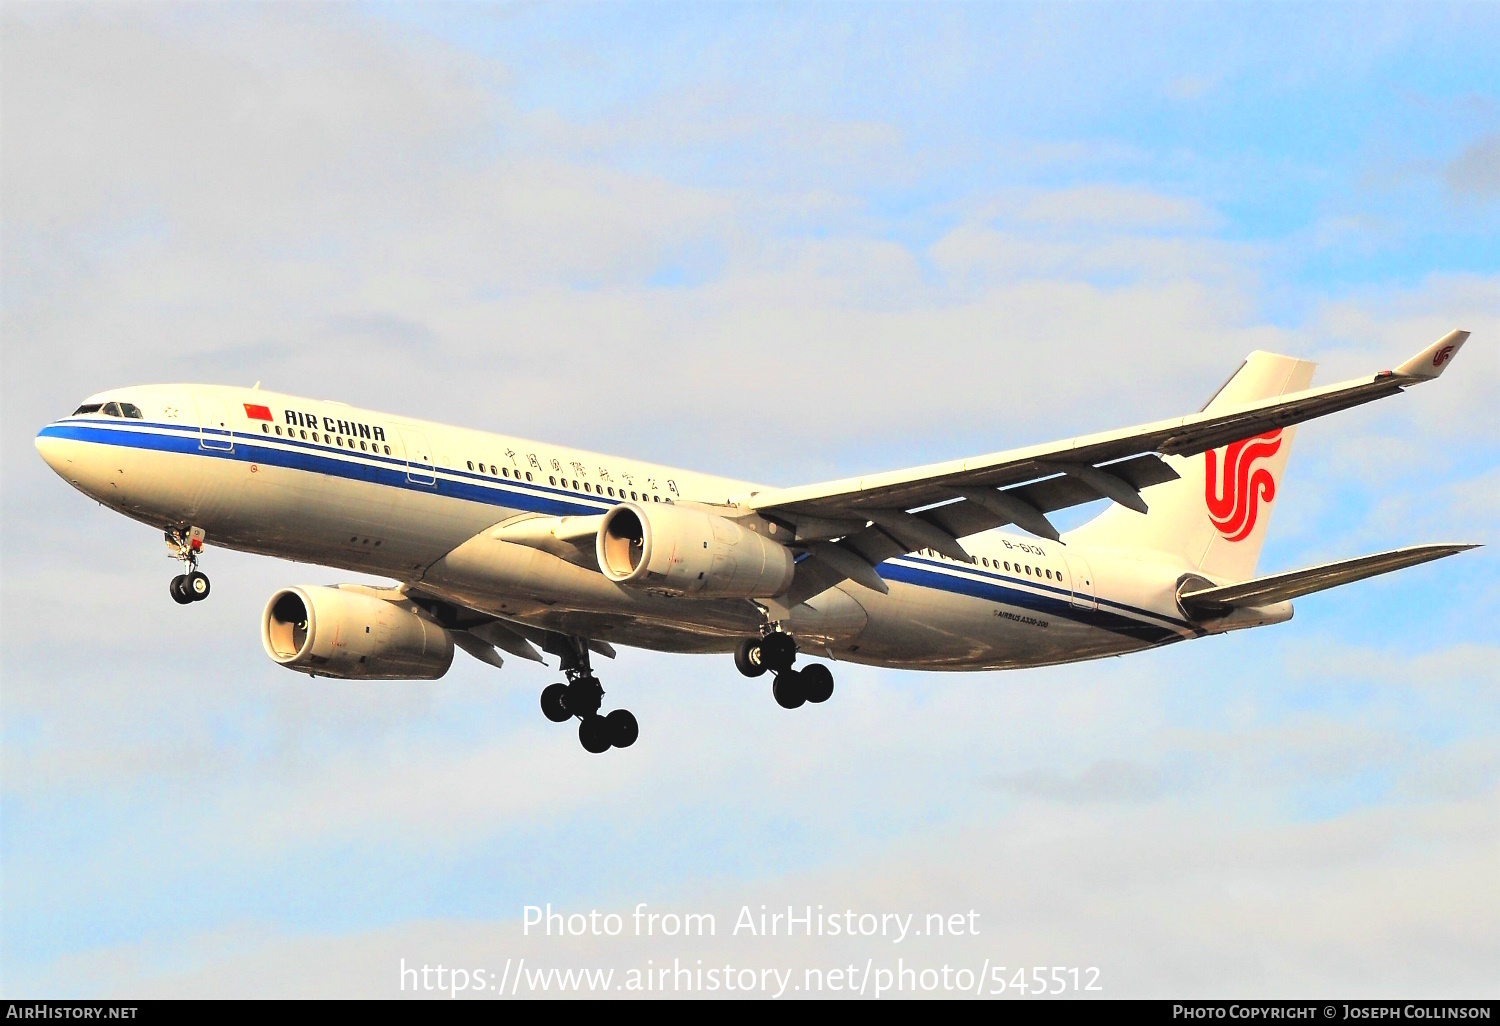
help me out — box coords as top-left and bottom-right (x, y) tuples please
(1205, 430), (1283, 542)
(1433, 345), (1455, 368)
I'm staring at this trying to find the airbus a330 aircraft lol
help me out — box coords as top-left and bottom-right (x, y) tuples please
(37, 331), (1478, 752)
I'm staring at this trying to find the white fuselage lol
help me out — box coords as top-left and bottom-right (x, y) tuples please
(36, 384), (1232, 671)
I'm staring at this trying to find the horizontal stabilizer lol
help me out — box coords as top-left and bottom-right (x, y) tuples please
(1178, 543), (1479, 615)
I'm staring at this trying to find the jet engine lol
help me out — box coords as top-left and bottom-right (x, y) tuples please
(261, 585), (454, 679)
(596, 502), (795, 599)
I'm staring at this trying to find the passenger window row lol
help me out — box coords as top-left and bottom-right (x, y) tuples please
(982, 554), (1058, 581)
(465, 461), (534, 483)
(921, 548), (1060, 582)
(255, 421), (675, 499)
(261, 422), (392, 455)
(72, 402), (143, 419)
(547, 475), (667, 503)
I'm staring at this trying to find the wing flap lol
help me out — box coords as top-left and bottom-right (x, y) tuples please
(806, 541), (889, 594)
(453, 631), (507, 669)
(760, 330), (1469, 600)
(1155, 377), (1406, 455)
(461, 620), (548, 663)
(750, 330), (1469, 523)
(843, 528), (908, 567)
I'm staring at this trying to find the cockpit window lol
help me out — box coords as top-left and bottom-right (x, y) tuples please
(102, 402), (122, 417)
(119, 402), (144, 419)
(72, 403), (103, 416)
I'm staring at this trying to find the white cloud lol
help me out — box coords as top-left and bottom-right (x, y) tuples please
(1014, 185), (1223, 231)
(1446, 131), (1500, 201)
(21, 791), (1498, 997)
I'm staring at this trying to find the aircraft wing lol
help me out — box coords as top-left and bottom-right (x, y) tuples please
(1177, 544), (1479, 616)
(748, 330), (1469, 601)
(402, 586), (617, 670)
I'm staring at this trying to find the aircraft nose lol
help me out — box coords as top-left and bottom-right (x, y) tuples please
(35, 427), (93, 490)
(35, 429), (69, 475)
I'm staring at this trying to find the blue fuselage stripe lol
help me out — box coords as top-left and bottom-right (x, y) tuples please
(876, 561), (1184, 643)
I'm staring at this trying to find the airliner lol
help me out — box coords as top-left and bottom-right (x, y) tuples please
(35, 330), (1478, 752)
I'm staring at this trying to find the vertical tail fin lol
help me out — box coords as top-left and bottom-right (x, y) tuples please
(1065, 351), (1316, 582)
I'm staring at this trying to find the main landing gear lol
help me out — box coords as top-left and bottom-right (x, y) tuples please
(165, 527), (211, 605)
(538, 637), (638, 754)
(736, 631), (834, 709)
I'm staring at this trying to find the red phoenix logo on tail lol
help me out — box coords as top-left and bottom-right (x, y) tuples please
(1205, 430), (1283, 542)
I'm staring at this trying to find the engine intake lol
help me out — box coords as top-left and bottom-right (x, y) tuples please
(261, 585), (454, 680)
(597, 502), (795, 599)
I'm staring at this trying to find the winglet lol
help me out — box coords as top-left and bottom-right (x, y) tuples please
(1392, 329), (1470, 381)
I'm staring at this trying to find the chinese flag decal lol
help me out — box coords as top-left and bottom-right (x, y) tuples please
(243, 403), (273, 421)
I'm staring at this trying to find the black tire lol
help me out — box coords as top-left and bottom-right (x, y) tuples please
(734, 638), (767, 678)
(169, 575), (193, 605)
(801, 663), (834, 704)
(186, 571), (211, 601)
(606, 709), (639, 748)
(772, 671), (806, 710)
(578, 715), (612, 754)
(565, 677), (604, 719)
(760, 632), (797, 673)
(540, 683), (571, 723)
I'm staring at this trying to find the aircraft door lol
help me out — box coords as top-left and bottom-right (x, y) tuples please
(1064, 549), (1096, 610)
(193, 394), (234, 451)
(398, 427), (436, 486)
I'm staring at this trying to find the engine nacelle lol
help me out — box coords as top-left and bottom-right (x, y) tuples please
(261, 585), (454, 680)
(597, 502), (796, 599)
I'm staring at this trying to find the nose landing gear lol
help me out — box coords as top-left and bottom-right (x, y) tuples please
(537, 637), (638, 753)
(165, 527), (211, 604)
(736, 631), (835, 709)
(169, 570), (211, 604)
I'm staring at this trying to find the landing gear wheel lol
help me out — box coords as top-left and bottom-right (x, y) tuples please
(544, 637), (639, 753)
(772, 671), (806, 710)
(734, 638), (767, 678)
(169, 575), (193, 605)
(578, 715), (612, 754)
(606, 709), (639, 749)
(760, 632), (797, 673)
(800, 663), (834, 704)
(565, 676), (604, 720)
(540, 683), (571, 723)
(186, 571), (211, 601)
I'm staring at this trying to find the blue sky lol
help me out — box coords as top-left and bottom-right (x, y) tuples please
(2, 2), (1496, 997)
